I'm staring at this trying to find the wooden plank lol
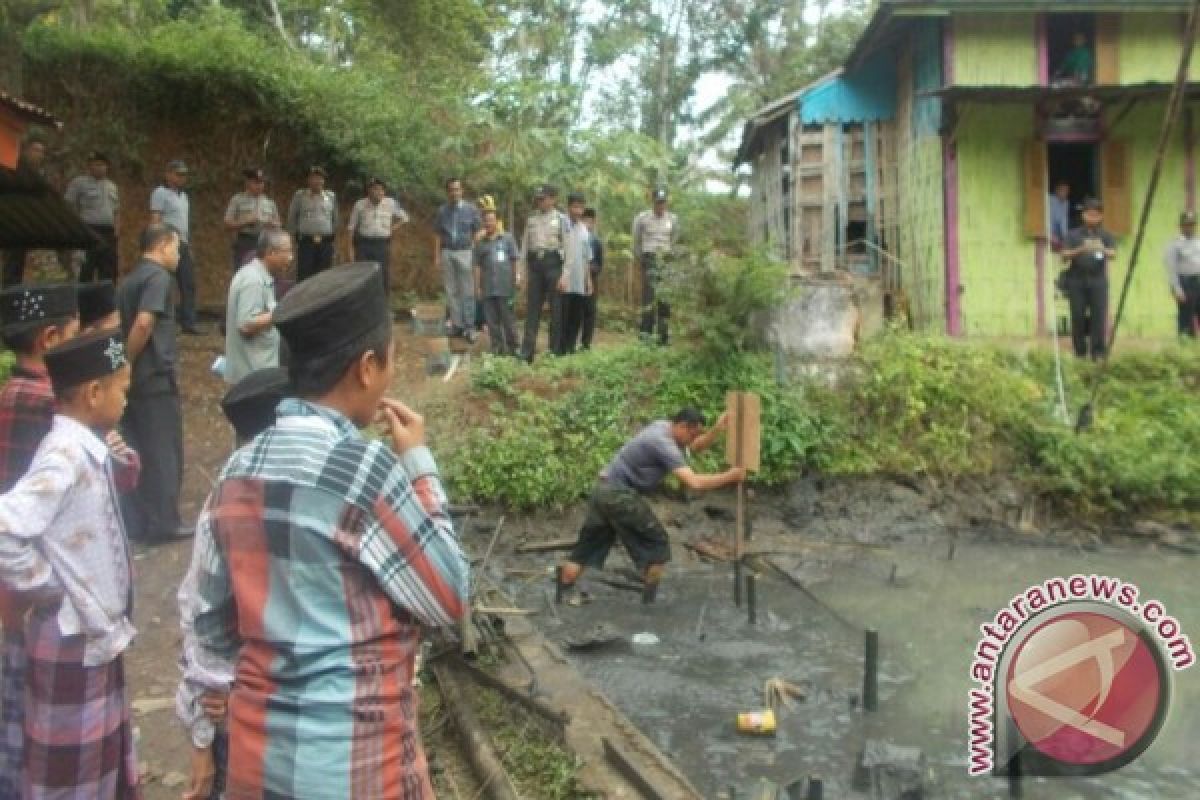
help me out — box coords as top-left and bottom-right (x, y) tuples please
(724, 391), (761, 472)
(514, 537), (576, 554)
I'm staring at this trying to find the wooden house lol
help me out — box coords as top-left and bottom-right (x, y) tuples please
(739, 0), (1200, 338)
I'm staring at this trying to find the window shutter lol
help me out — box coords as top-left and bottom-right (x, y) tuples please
(1102, 139), (1132, 236)
(1023, 141), (1048, 237)
(1095, 14), (1121, 84)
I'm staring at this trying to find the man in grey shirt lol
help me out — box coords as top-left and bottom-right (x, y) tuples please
(64, 151), (120, 284)
(557, 408), (743, 603)
(149, 159), (200, 334)
(557, 192), (593, 355)
(1164, 209), (1200, 337)
(225, 231), (291, 384)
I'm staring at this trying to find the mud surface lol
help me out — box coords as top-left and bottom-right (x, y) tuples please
(496, 481), (1200, 799)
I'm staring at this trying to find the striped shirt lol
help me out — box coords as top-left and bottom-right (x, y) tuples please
(189, 398), (467, 799)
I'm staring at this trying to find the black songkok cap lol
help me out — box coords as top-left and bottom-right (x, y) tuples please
(566, 191), (586, 205)
(535, 183), (558, 198)
(44, 328), (128, 394)
(221, 367), (290, 441)
(77, 281), (116, 328)
(88, 151), (110, 164)
(1, 284), (77, 335)
(244, 167), (265, 181)
(273, 263), (390, 360)
(367, 176), (387, 189)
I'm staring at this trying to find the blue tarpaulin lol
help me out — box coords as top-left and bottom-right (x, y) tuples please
(799, 50), (897, 124)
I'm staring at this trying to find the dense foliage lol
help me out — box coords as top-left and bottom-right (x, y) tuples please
(435, 336), (1200, 517)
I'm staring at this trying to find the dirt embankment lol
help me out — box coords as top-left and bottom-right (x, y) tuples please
(22, 76), (444, 310)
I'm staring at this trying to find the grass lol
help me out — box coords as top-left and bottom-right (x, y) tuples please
(430, 335), (1200, 519)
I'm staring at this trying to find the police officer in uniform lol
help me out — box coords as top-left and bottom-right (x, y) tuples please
(287, 166), (337, 282)
(149, 159), (200, 334)
(1060, 197), (1116, 360)
(64, 151), (120, 284)
(348, 178), (408, 295)
(519, 184), (568, 362)
(632, 186), (679, 345)
(224, 167), (281, 271)
(1164, 209), (1200, 337)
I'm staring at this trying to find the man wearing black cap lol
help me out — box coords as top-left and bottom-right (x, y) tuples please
(632, 185), (679, 345)
(1060, 197), (1116, 359)
(287, 166), (338, 282)
(150, 159), (200, 334)
(117, 224), (189, 543)
(1164, 209), (1200, 337)
(0, 283), (78, 797)
(186, 263), (467, 798)
(64, 152), (120, 284)
(519, 184), (569, 361)
(348, 178), (408, 294)
(78, 280), (119, 332)
(224, 167), (281, 271)
(0, 328), (142, 799)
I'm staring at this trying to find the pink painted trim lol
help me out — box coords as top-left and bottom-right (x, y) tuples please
(1035, 237), (1047, 336)
(942, 18), (961, 335)
(943, 139), (962, 336)
(1036, 14), (1049, 85)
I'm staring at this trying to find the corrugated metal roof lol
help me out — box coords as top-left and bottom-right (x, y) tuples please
(0, 90), (61, 129)
(0, 167), (97, 249)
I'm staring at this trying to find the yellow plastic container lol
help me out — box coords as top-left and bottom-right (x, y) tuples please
(736, 709), (777, 735)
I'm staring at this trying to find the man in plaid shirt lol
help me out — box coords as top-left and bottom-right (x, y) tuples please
(0, 284), (80, 797)
(187, 264), (468, 799)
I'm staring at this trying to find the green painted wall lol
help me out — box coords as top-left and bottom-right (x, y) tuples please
(948, 100), (1187, 339)
(955, 104), (1038, 337)
(897, 137), (946, 332)
(1107, 100), (1189, 338)
(952, 14), (1037, 86)
(1120, 13), (1186, 84)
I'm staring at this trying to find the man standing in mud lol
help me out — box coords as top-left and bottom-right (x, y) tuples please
(557, 408), (744, 603)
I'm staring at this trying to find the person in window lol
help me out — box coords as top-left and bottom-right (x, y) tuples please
(1054, 32), (1094, 86)
(1048, 179), (1071, 250)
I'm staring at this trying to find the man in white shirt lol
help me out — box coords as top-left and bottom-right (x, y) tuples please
(225, 230), (292, 384)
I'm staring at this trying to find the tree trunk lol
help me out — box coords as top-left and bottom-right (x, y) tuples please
(263, 0), (294, 49)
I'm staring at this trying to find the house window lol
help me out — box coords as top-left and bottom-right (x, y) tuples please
(1047, 141), (1099, 240)
(1047, 13), (1096, 86)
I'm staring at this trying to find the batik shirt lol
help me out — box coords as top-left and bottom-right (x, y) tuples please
(0, 415), (139, 666)
(0, 364), (56, 629)
(189, 398), (468, 799)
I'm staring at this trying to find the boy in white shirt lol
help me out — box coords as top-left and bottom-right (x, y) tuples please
(0, 328), (141, 798)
